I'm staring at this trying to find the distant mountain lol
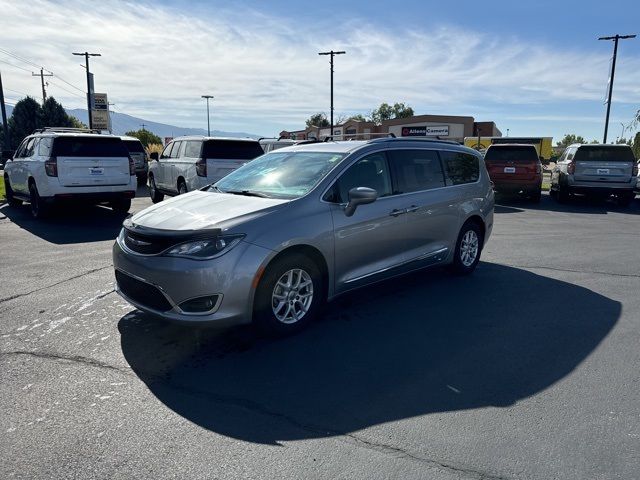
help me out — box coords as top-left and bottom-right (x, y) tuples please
(2, 105), (262, 140)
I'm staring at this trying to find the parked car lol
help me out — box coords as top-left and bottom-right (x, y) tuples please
(635, 159), (640, 194)
(114, 137), (494, 335)
(147, 136), (264, 203)
(120, 135), (148, 186)
(3, 128), (136, 218)
(483, 144), (542, 202)
(259, 137), (297, 153)
(551, 144), (638, 206)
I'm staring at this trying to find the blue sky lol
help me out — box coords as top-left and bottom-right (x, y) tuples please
(1, 0), (639, 142)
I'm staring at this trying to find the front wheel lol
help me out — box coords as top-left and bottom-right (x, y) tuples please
(449, 221), (483, 275)
(149, 174), (164, 203)
(254, 254), (324, 336)
(4, 176), (22, 207)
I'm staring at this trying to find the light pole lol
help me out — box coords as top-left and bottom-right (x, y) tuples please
(202, 95), (214, 136)
(598, 34), (635, 143)
(318, 50), (346, 136)
(72, 51), (101, 129)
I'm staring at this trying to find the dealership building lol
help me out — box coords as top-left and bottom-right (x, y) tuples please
(280, 114), (501, 143)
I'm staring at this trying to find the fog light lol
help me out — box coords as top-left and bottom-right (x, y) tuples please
(179, 295), (220, 313)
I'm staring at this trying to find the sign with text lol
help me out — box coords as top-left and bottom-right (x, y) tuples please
(401, 125), (449, 137)
(93, 93), (108, 111)
(91, 109), (110, 130)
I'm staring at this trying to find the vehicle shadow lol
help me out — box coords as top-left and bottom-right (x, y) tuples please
(119, 263), (620, 444)
(496, 192), (640, 215)
(0, 203), (127, 244)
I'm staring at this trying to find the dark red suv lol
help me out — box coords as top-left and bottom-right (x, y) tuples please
(483, 144), (543, 202)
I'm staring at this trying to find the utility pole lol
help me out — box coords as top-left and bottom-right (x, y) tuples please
(0, 71), (10, 151)
(318, 50), (346, 136)
(72, 51), (101, 129)
(32, 68), (53, 104)
(140, 123), (146, 131)
(598, 34), (635, 143)
(201, 95), (214, 136)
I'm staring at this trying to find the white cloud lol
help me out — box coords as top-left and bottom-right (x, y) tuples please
(1, 0), (638, 135)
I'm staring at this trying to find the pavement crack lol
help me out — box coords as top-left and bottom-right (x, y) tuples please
(0, 265), (113, 304)
(0, 350), (132, 375)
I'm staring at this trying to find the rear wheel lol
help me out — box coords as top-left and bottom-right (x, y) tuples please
(137, 173), (148, 187)
(254, 253), (324, 336)
(149, 174), (164, 203)
(4, 176), (22, 207)
(557, 183), (570, 203)
(110, 198), (131, 214)
(29, 181), (49, 219)
(530, 188), (542, 203)
(450, 221), (483, 275)
(177, 180), (187, 195)
(617, 192), (635, 207)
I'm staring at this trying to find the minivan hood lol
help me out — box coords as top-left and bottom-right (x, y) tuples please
(130, 190), (289, 231)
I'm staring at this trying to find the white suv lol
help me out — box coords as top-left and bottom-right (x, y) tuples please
(3, 128), (137, 218)
(147, 136), (263, 202)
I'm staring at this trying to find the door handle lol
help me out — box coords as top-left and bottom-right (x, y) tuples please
(405, 205), (419, 213)
(389, 209), (405, 217)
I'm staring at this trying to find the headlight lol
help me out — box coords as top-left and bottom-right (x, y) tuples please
(165, 234), (245, 260)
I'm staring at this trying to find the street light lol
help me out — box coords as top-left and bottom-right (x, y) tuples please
(72, 52), (101, 129)
(201, 95), (214, 136)
(598, 34), (635, 143)
(318, 50), (346, 136)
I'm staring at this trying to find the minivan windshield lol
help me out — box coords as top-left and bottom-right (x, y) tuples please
(574, 146), (635, 163)
(213, 151), (346, 199)
(484, 146), (538, 162)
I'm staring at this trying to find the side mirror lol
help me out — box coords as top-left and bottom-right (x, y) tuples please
(344, 187), (378, 217)
(149, 152), (159, 161)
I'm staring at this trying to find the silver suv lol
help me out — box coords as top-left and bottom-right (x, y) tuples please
(551, 143), (638, 206)
(113, 138), (494, 334)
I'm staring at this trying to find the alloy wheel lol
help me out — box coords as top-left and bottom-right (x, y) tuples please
(460, 230), (479, 267)
(271, 268), (314, 324)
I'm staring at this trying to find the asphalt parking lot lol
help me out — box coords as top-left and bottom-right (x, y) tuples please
(1, 188), (639, 480)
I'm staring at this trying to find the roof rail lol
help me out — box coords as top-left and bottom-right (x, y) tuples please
(367, 136), (460, 145)
(32, 127), (103, 135)
(323, 132), (396, 142)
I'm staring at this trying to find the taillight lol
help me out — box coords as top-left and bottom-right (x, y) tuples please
(129, 156), (135, 175)
(567, 161), (575, 175)
(45, 156), (58, 177)
(535, 163), (541, 174)
(196, 157), (207, 177)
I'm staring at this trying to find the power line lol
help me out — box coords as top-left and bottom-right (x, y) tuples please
(0, 47), (44, 70)
(47, 80), (86, 99)
(0, 58), (32, 73)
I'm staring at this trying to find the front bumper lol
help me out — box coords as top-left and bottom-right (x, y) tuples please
(112, 239), (273, 325)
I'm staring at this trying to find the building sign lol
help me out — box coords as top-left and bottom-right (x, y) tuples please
(91, 109), (110, 130)
(401, 125), (449, 137)
(93, 93), (108, 110)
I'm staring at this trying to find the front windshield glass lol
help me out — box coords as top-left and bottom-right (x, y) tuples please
(213, 151), (346, 199)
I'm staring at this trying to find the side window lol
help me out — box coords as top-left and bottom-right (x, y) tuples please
(170, 141), (183, 158)
(440, 151), (479, 186)
(388, 149), (445, 193)
(567, 148), (575, 161)
(23, 138), (36, 158)
(183, 141), (202, 158)
(14, 139), (29, 158)
(327, 152), (392, 203)
(38, 138), (53, 157)
(160, 143), (174, 159)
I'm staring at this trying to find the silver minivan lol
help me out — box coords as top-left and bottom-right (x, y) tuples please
(147, 136), (263, 202)
(114, 138), (494, 334)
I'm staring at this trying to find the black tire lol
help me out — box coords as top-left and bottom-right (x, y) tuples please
(137, 173), (148, 187)
(177, 180), (187, 195)
(253, 253), (324, 336)
(29, 181), (48, 219)
(110, 198), (131, 214)
(149, 174), (164, 203)
(557, 183), (570, 203)
(449, 220), (483, 275)
(4, 176), (22, 207)
(530, 188), (542, 203)
(616, 192), (635, 207)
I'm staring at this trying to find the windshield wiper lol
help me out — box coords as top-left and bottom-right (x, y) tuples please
(224, 190), (272, 198)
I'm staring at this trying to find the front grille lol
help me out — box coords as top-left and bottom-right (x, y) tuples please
(116, 270), (173, 312)
(124, 230), (176, 255)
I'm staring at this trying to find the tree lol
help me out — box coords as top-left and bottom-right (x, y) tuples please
(305, 113), (330, 128)
(7, 97), (42, 148)
(556, 134), (586, 148)
(370, 102), (414, 124)
(345, 114), (367, 122)
(125, 129), (162, 147)
(632, 132), (640, 159)
(42, 97), (75, 128)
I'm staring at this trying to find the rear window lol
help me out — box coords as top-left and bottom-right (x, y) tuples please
(484, 146), (538, 162)
(203, 140), (264, 160)
(574, 146), (635, 163)
(52, 137), (129, 157)
(122, 140), (145, 153)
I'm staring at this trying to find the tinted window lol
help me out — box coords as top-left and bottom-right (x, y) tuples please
(440, 151), (479, 185)
(123, 139), (145, 153)
(160, 143), (173, 159)
(389, 149), (444, 193)
(184, 141), (202, 158)
(170, 141), (183, 158)
(52, 137), (129, 157)
(203, 140), (264, 160)
(484, 146), (538, 162)
(38, 137), (53, 157)
(574, 146), (635, 162)
(331, 153), (392, 203)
